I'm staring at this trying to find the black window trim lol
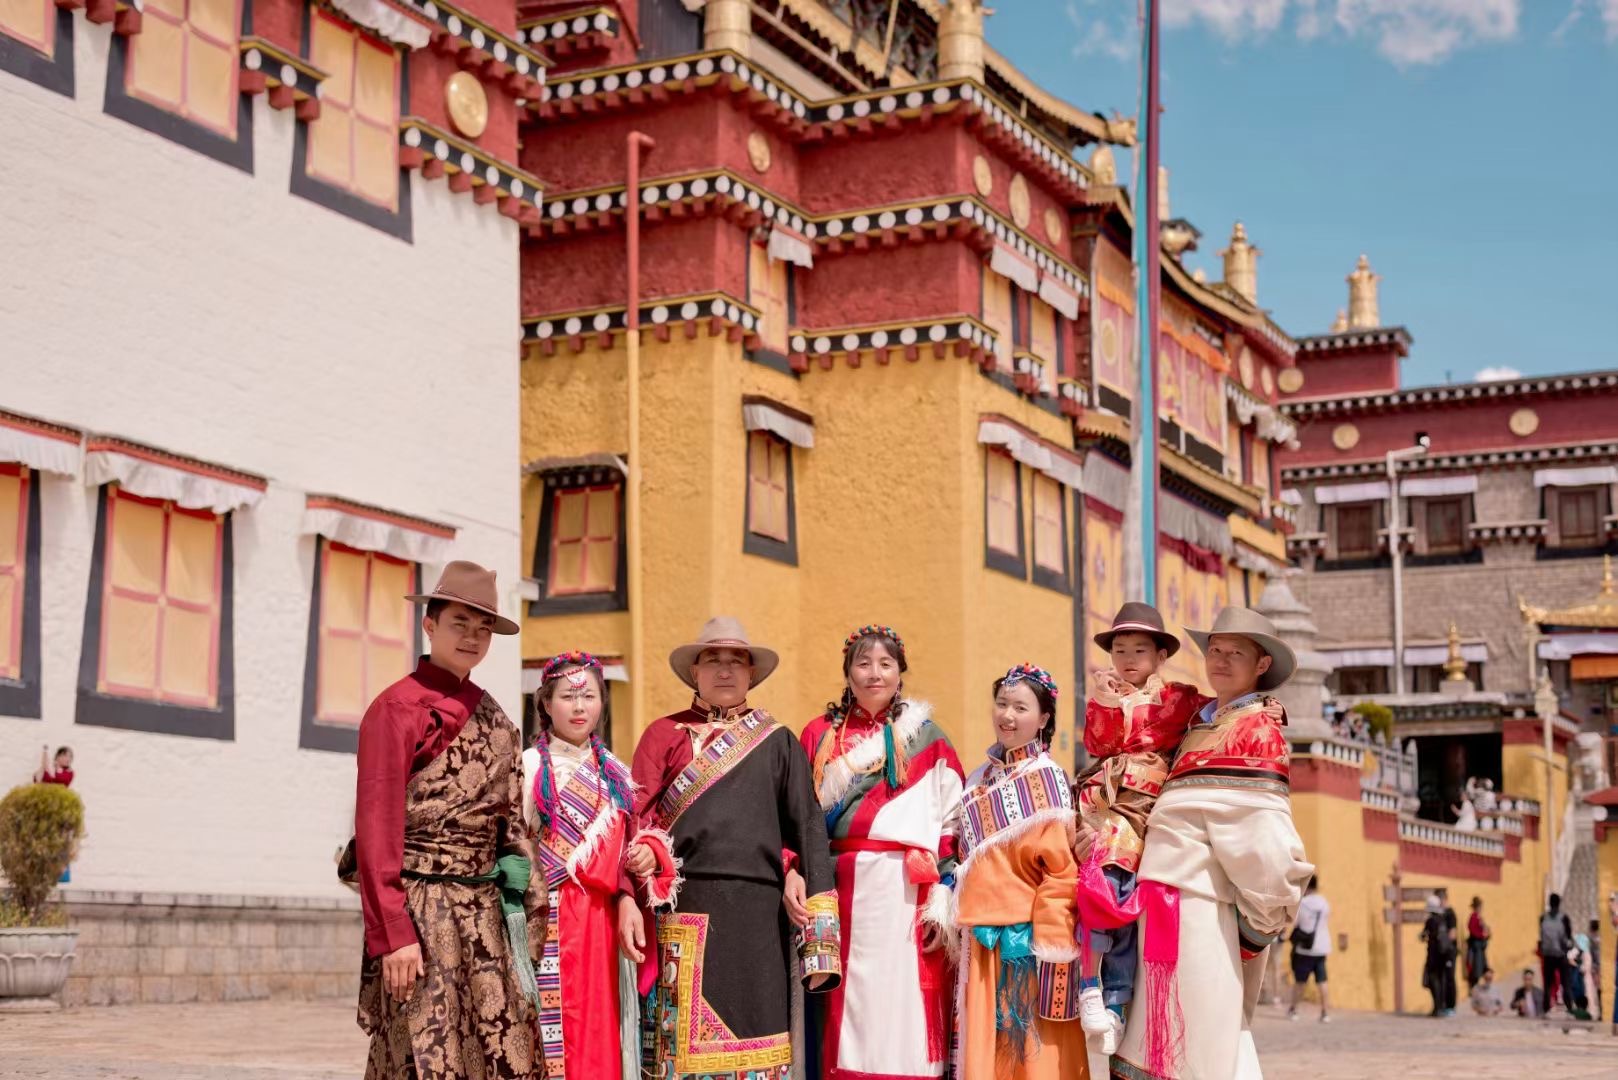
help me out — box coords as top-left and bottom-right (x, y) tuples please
(984, 448), (1027, 579)
(529, 467), (629, 616)
(0, 467), (43, 719)
(0, 4), (74, 97)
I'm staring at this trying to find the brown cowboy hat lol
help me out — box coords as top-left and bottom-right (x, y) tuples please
(1185, 606), (1296, 691)
(405, 560), (519, 635)
(1094, 601), (1181, 657)
(668, 616), (779, 690)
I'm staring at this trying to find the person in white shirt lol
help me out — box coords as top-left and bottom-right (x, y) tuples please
(1288, 876), (1332, 1022)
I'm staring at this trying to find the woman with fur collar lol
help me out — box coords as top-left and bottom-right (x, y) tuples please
(789, 625), (966, 1080)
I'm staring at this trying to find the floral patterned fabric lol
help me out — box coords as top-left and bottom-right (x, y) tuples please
(358, 693), (548, 1079)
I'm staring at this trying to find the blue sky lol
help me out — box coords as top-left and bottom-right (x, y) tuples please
(987, 1), (1618, 386)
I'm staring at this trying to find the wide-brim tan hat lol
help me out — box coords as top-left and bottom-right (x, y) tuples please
(406, 560), (520, 635)
(1185, 606), (1295, 691)
(668, 616), (779, 690)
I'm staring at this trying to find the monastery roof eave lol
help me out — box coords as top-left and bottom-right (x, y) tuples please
(1521, 557), (1618, 630)
(1281, 368), (1618, 418)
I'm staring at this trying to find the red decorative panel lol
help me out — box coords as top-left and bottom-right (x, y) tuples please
(1398, 838), (1502, 883)
(1291, 756), (1361, 800)
(1362, 807), (1399, 844)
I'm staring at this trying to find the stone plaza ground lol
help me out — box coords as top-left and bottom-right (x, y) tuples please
(1, 1000), (1614, 1079)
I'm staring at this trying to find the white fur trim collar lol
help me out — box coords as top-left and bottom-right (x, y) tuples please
(814, 700), (935, 810)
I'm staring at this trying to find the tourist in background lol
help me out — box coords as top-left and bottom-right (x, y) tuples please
(1287, 876), (1332, 1023)
(1420, 895), (1456, 1017)
(1464, 895), (1491, 992)
(1469, 968), (1503, 1016)
(1511, 968), (1546, 1018)
(1538, 892), (1576, 1012)
(1587, 918), (1603, 1022)
(796, 625), (965, 1080)
(1437, 888), (1459, 1012)
(34, 745), (73, 786)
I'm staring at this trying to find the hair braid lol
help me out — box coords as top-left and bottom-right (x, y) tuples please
(590, 732), (633, 814)
(531, 734), (558, 836)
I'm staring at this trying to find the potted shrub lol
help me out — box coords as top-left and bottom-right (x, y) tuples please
(0, 782), (85, 1010)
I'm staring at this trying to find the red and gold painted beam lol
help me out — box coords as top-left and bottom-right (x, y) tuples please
(521, 293), (764, 357)
(401, 0), (548, 94)
(239, 39), (325, 121)
(399, 117), (545, 224)
(517, 6), (619, 60)
(783, 316), (998, 374)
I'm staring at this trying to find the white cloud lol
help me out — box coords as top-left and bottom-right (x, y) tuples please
(1475, 366), (1523, 382)
(1065, 0), (1523, 66)
(1558, 0), (1618, 40)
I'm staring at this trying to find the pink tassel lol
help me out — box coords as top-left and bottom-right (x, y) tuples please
(1141, 884), (1183, 1079)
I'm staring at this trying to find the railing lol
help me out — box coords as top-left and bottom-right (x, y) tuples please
(1399, 818), (1506, 858)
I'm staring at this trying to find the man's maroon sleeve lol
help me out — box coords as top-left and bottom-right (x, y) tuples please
(356, 694), (423, 958)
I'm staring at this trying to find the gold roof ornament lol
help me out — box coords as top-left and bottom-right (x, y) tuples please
(1443, 622), (1468, 682)
(1348, 254), (1380, 329)
(1220, 221), (1259, 305)
(1520, 556), (1618, 629)
(1330, 309), (1349, 333)
(1090, 144), (1118, 186)
(938, 0), (986, 82)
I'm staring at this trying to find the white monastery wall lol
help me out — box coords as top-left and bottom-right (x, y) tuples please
(0, 24), (522, 902)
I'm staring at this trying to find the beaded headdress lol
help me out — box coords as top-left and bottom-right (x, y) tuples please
(540, 650), (601, 688)
(843, 624), (905, 657)
(1000, 662), (1059, 700)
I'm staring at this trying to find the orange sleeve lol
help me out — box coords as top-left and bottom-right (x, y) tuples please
(1028, 819), (1081, 963)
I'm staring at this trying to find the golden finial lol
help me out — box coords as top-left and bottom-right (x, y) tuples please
(1330, 309), (1349, 333)
(1347, 254), (1381, 329)
(1220, 222), (1260, 305)
(1443, 621), (1467, 682)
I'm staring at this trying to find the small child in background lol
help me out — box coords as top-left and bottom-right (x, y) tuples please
(35, 745), (74, 787)
(1073, 603), (1203, 1055)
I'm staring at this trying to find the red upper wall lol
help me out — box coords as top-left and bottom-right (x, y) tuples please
(521, 215), (743, 316)
(1289, 347), (1403, 399)
(797, 241), (983, 329)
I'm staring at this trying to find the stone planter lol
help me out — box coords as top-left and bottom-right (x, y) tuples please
(0, 927), (78, 1011)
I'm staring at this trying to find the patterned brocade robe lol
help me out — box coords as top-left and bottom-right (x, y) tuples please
(800, 701), (965, 1080)
(1111, 693), (1314, 1080)
(354, 673), (548, 1080)
(629, 702), (842, 1080)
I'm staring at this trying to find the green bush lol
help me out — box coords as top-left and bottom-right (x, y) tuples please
(1350, 701), (1395, 742)
(0, 783), (85, 927)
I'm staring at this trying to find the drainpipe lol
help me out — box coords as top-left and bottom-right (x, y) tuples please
(1385, 439), (1427, 695)
(626, 131), (655, 746)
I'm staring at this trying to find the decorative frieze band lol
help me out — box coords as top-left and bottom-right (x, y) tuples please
(1282, 370), (1618, 417)
(399, 119), (544, 221)
(1281, 442), (1618, 481)
(787, 316), (998, 373)
(517, 6), (619, 55)
(522, 293), (763, 354)
(239, 38), (324, 119)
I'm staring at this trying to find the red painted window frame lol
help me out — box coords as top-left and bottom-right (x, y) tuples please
(126, 0), (243, 139)
(547, 484), (620, 597)
(0, 0), (53, 53)
(306, 9), (401, 211)
(314, 539), (414, 725)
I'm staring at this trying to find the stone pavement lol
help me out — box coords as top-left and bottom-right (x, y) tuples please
(1, 1000), (1615, 1079)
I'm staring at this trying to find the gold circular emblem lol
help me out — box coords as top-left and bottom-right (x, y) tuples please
(1044, 207), (1064, 245)
(1278, 368), (1304, 394)
(1509, 408), (1539, 437)
(973, 155), (993, 197)
(1099, 320), (1118, 364)
(1238, 347), (1254, 388)
(1009, 174), (1031, 229)
(1260, 365), (1275, 396)
(1332, 423), (1360, 451)
(445, 72), (489, 139)
(747, 131), (771, 174)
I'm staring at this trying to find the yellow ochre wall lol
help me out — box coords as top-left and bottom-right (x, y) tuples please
(520, 331), (1081, 759)
(1290, 751), (1564, 1014)
(1598, 829), (1618, 1021)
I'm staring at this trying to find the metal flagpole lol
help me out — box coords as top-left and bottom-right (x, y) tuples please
(1126, 0), (1162, 604)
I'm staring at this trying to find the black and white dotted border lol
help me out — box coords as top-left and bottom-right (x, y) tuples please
(544, 53), (810, 120)
(241, 43), (323, 99)
(787, 319), (996, 358)
(1282, 371), (1618, 417)
(401, 125), (544, 204)
(523, 296), (763, 343)
(542, 173), (802, 228)
(1280, 441), (1618, 481)
(394, 0), (545, 78)
(518, 8), (618, 47)
(1297, 327), (1411, 353)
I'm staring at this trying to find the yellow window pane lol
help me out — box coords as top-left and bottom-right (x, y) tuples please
(988, 452), (1014, 496)
(583, 538), (616, 591)
(367, 558), (413, 639)
(1035, 518), (1063, 572)
(550, 542), (583, 594)
(769, 441), (788, 488)
(554, 491), (586, 542)
(323, 547), (367, 633)
(987, 505), (1016, 553)
(308, 107), (353, 186)
(143, 0), (182, 18)
(353, 120), (398, 208)
(353, 40), (396, 122)
(365, 640), (410, 705)
(159, 605), (215, 703)
(1031, 299), (1057, 360)
(0, 473), (20, 567)
(748, 433), (768, 481)
(586, 489), (617, 539)
(0, 575), (16, 678)
(982, 272), (1013, 367)
(109, 497), (165, 594)
(184, 34), (236, 133)
(309, 17), (354, 107)
(0, 0), (49, 50)
(129, 15), (185, 107)
(187, 0), (235, 43)
(103, 594), (159, 692)
(165, 512), (219, 607)
(319, 632), (365, 720)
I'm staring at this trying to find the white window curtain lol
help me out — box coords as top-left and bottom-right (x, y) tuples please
(85, 443), (265, 514)
(743, 401), (815, 449)
(977, 418), (1083, 489)
(0, 415), (81, 476)
(1533, 466), (1618, 488)
(1313, 480), (1391, 505)
(1400, 475), (1478, 497)
(301, 498), (455, 565)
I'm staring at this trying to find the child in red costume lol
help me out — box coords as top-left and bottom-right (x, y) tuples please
(1074, 602), (1203, 1055)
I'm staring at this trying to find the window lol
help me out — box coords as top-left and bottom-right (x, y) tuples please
(1555, 486), (1602, 548)
(747, 242), (793, 371)
(530, 470), (627, 616)
(305, 11), (400, 210)
(78, 486), (235, 739)
(744, 431), (796, 564)
(125, 0), (242, 137)
(0, 0), (71, 97)
(1420, 496), (1466, 554)
(1030, 297), (1058, 362)
(315, 541), (415, 716)
(1031, 472), (1068, 591)
(0, 464), (41, 717)
(982, 270), (1014, 371)
(0, 0), (52, 53)
(984, 449), (1024, 577)
(1333, 502), (1378, 560)
(1331, 666), (1389, 696)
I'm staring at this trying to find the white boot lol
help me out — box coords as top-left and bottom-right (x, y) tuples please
(1100, 1010), (1124, 1055)
(1079, 986), (1112, 1036)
